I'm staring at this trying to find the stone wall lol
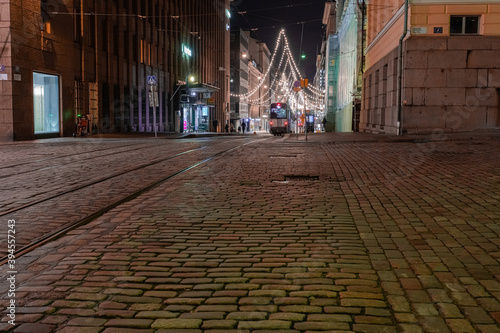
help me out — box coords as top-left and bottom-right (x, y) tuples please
(403, 36), (500, 134)
(361, 36), (500, 135)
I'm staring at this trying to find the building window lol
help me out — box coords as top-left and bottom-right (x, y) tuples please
(133, 34), (138, 62)
(73, 7), (81, 43)
(140, 39), (145, 64)
(88, 13), (96, 47)
(124, 31), (129, 59)
(102, 20), (108, 52)
(450, 16), (480, 35)
(40, 0), (52, 33)
(113, 25), (119, 56)
(33, 72), (60, 134)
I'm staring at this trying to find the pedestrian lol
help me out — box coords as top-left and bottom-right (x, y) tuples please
(241, 121), (246, 134)
(225, 123), (229, 133)
(230, 124), (235, 132)
(212, 119), (219, 132)
(238, 126), (241, 133)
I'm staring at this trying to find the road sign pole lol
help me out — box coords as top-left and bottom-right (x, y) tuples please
(147, 75), (158, 138)
(305, 112), (308, 142)
(151, 85), (157, 138)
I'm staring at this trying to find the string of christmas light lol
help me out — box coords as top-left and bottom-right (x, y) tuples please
(243, 49), (290, 103)
(233, 29), (325, 101)
(244, 55), (296, 105)
(246, 69), (293, 106)
(230, 29), (285, 98)
(231, 28), (327, 121)
(282, 33), (325, 96)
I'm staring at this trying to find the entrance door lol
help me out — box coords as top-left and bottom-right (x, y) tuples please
(33, 72), (60, 134)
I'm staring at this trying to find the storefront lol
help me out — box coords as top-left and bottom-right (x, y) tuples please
(33, 72), (60, 136)
(180, 83), (219, 133)
(181, 104), (210, 132)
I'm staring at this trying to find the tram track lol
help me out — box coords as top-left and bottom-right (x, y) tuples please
(0, 139), (258, 267)
(0, 145), (209, 217)
(0, 142), (207, 179)
(0, 142), (155, 175)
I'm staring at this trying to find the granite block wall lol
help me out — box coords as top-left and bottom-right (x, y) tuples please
(361, 36), (500, 134)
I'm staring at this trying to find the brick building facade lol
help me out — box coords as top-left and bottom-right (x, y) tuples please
(0, 0), (230, 141)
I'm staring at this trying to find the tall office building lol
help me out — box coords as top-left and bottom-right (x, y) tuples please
(0, 0), (231, 141)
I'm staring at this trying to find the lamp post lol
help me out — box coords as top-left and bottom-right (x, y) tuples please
(170, 75), (194, 133)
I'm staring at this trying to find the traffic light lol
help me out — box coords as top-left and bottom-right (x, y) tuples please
(301, 54), (306, 59)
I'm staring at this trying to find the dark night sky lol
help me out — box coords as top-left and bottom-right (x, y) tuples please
(230, 0), (329, 79)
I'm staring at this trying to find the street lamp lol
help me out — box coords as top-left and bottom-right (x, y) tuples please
(170, 75), (196, 133)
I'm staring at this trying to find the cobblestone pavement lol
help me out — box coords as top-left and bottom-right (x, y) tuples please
(0, 137), (252, 253)
(0, 131), (500, 333)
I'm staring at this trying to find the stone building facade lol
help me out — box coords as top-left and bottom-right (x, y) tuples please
(362, 0), (500, 134)
(0, 0), (230, 141)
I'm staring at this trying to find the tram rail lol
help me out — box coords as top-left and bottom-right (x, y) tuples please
(0, 139), (258, 266)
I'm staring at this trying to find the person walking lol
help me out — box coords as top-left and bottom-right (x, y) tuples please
(241, 121), (246, 134)
(225, 123), (229, 133)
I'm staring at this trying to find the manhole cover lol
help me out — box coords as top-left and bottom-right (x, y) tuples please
(285, 175), (319, 181)
(455, 142), (484, 146)
(269, 155), (298, 159)
(239, 180), (261, 187)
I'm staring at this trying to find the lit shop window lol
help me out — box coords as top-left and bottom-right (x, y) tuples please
(33, 72), (60, 134)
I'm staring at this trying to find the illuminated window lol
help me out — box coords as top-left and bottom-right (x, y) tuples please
(33, 72), (60, 134)
(42, 21), (52, 34)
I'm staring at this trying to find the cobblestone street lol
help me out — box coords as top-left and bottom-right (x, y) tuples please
(1, 132), (500, 333)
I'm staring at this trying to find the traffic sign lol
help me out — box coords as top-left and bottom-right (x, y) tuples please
(293, 80), (302, 92)
(147, 75), (157, 86)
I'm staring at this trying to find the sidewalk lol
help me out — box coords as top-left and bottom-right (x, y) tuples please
(287, 128), (500, 143)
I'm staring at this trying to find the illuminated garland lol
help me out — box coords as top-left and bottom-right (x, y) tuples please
(232, 29), (325, 102)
